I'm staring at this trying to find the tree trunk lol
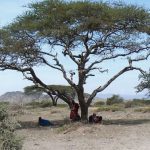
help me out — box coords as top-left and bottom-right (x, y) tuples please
(47, 93), (57, 106)
(77, 90), (88, 121)
(80, 103), (88, 121)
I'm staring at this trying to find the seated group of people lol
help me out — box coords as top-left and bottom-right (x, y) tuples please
(39, 101), (102, 126)
(89, 113), (102, 123)
(70, 100), (81, 121)
(70, 101), (102, 123)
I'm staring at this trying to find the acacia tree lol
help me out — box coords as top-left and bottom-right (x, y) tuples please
(0, 0), (150, 120)
(24, 85), (76, 106)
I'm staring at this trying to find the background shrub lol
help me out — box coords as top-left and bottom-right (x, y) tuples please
(106, 95), (124, 105)
(95, 105), (124, 112)
(93, 101), (105, 107)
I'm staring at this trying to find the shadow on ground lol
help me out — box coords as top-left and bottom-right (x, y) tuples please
(103, 119), (150, 126)
(17, 119), (71, 130)
(17, 118), (150, 130)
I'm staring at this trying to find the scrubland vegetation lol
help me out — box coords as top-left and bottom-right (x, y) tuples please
(0, 95), (150, 150)
(93, 95), (150, 112)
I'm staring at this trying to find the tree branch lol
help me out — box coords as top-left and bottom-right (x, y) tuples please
(53, 57), (78, 90)
(87, 66), (146, 106)
(85, 47), (150, 75)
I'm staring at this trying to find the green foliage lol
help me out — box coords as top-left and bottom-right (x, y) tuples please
(24, 85), (43, 95)
(0, 105), (22, 150)
(0, 0), (150, 121)
(18, 0), (149, 36)
(40, 100), (53, 108)
(6, 0), (149, 55)
(48, 85), (75, 96)
(0, 105), (8, 121)
(93, 101), (105, 107)
(106, 95), (124, 105)
(0, 28), (41, 68)
(24, 85), (75, 97)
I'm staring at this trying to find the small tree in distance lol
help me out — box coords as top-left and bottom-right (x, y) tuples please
(106, 95), (124, 105)
(0, 0), (150, 120)
(24, 85), (76, 107)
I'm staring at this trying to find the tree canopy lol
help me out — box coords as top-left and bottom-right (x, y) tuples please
(0, 0), (150, 120)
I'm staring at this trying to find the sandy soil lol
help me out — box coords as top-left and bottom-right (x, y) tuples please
(14, 106), (150, 150)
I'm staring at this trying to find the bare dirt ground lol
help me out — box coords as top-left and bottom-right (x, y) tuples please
(13, 106), (150, 150)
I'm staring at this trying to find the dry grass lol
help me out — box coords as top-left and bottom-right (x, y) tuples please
(94, 105), (124, 112)
(134, 107), (150, 113)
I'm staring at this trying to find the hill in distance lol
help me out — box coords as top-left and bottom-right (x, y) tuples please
(0, 91), (50, 103)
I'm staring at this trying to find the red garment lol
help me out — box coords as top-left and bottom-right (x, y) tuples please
(70, 102), (80, 120)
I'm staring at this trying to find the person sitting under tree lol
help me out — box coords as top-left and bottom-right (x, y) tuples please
(89, 113), (102, 124)
(70, 100), (81, 121)
(38, 117), (54, 126)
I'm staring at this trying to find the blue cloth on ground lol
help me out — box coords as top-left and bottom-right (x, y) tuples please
(39, 117), (53, 126)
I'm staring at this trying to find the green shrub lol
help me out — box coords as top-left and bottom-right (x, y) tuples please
(106, 95), (124, 105)
(0, 105), (22, 150)
(0, 105), (8, 121)
(40, 100), (53, 108)
(93, 101), (105, 107)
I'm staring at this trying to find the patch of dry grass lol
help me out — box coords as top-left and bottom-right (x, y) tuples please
(134, 107), (150, 113)
(94, 104), (124, 112)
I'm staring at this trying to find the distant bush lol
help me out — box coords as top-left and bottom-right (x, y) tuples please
(124, 99), (150, 108)
(106, 95), (124, 105)
(95, 105), (124, 112)
(132, 99), (150, 105)
(0, 105), (22, 150)
(124, 101), (133, 108)
(93, 101), (105, 107)
(134, 107), (150, 113)
(40, 100), (53, 108)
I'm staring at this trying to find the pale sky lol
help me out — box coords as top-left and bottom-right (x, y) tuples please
(0, 0), (150, 97)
